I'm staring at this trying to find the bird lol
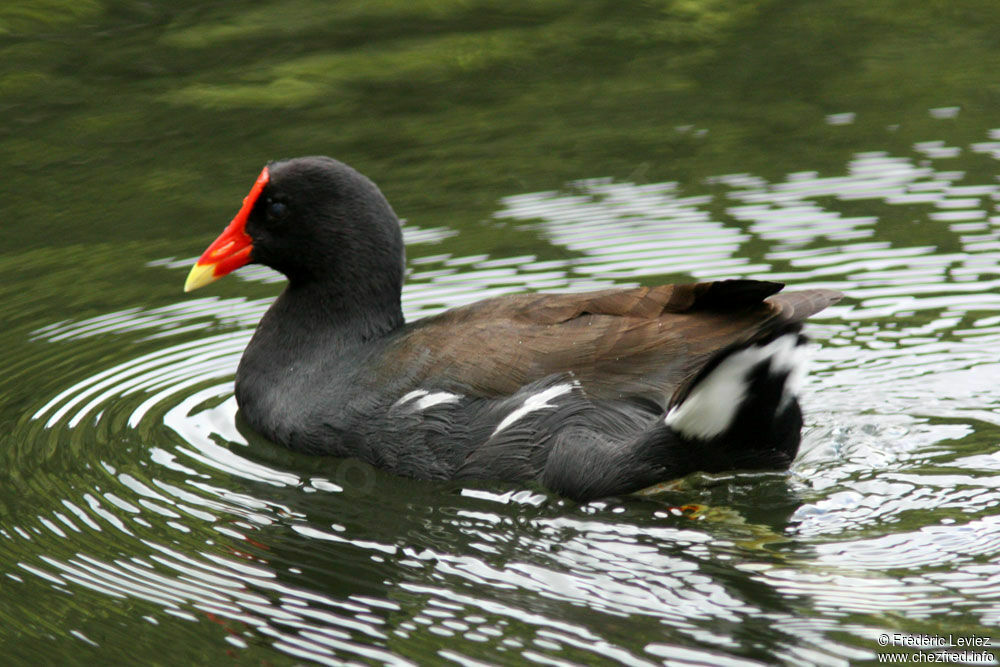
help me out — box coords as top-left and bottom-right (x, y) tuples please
(184, 156), (841, 502)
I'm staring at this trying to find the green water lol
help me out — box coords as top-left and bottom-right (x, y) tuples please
(2, 1), (1000, 664)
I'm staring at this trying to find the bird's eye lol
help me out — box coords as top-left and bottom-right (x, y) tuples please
(266, 199), (288, 220)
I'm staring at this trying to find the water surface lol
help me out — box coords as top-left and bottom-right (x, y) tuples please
(2, 1), (999, 664)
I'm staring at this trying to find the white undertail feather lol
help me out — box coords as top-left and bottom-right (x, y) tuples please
(664, 334), (807, 440)
(775, 335), (810, 409)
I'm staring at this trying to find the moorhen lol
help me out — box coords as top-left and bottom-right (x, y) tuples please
(184, 157), (841, 502)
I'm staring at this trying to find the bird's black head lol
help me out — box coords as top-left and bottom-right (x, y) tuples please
(185, 156), (406, 315)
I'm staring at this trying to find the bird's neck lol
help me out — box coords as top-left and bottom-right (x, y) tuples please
(236, 279), (403, 404)
(233, 278), (404, 444)
(268, 279), (405, 343)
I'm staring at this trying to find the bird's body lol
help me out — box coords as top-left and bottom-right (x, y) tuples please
(186, 156), (841, 501)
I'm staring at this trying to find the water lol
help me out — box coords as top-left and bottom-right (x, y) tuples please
(2, 2), (999, 664)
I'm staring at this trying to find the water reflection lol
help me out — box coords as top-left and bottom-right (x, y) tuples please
(7, 141), (1000, 663)
(498, 179), (765, 281)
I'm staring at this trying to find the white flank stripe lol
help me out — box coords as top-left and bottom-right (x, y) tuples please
(394, 389), (462, 411)
(394, 390), (428, 407)
(415, 392), (461, 410)
(492, 384), (574, 436)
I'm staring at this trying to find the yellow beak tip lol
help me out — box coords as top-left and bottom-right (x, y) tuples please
(184, 262), (218, 293)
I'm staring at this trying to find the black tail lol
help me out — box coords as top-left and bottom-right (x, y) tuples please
(541, 327), (808, 502)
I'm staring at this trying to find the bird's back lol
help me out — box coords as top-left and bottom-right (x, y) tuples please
(373, 279), (841, 407)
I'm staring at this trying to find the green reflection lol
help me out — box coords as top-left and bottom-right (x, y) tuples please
(3, 0), (1000, 664)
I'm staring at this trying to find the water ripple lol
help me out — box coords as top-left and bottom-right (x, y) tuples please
(7, 136), (1000, 662)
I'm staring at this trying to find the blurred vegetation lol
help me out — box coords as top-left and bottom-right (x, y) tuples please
(1, 0), (998, 262)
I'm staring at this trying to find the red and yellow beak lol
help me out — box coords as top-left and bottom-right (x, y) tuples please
(184, 166), (270, 292)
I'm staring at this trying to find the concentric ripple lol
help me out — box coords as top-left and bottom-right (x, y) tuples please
(6, 134), (1000, 663)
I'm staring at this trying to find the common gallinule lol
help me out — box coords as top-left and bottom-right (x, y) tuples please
(185, 157), (841, 501)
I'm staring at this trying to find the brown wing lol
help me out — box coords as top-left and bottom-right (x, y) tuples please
(379, 279), (841, 406)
